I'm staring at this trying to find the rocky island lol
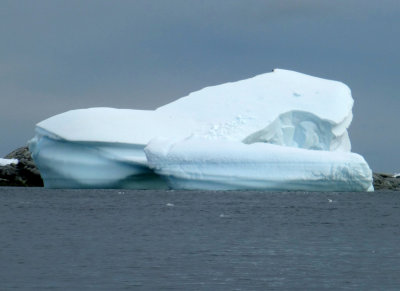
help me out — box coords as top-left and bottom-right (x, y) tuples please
(0, 147), (43, 187)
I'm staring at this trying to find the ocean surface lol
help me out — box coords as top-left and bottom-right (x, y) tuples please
(0, 188), (399, 290)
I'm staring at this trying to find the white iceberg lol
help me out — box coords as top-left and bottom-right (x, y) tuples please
(29, 69), (372, 191)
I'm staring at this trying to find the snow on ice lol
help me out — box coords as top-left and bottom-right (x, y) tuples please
(0, 158), (18, 167)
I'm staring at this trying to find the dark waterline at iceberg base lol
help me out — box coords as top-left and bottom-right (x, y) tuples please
(1, 188), (400, 290)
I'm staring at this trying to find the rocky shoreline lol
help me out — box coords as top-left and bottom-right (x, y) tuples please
(0, 146), (399, 190)
(0, 147), (43, 187)
(372, 172), (400, 191)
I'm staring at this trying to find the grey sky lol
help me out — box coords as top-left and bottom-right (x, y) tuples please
(1, 0), (399, 172)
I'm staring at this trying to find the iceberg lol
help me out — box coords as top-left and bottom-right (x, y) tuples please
(29, 69), (373, 191)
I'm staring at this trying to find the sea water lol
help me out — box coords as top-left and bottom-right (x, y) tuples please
(0, 188), (399, 290)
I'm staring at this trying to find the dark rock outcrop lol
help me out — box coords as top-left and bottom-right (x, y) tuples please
(373, 172), (400, 191)
(0, 146), (43, 187)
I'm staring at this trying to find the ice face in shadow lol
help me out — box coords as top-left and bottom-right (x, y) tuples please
(29, 108), (194, 189)
(29, 69), (370, 190)
(30, 134), (167, 189)
(145, 138), (373, 192)
(243, 110), (351, 151)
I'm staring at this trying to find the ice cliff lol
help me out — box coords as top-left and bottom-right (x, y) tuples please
(29, 69), (373, 191)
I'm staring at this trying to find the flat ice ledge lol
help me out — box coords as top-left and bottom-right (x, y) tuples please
(145, 138), (373, 192)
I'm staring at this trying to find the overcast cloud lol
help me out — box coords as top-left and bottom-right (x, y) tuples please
(1, 0), (399, 172)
